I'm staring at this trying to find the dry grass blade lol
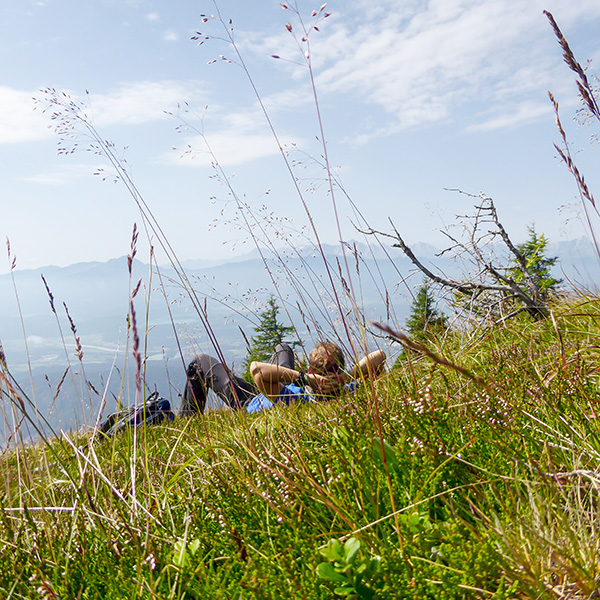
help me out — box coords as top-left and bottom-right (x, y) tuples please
(549, 92), (597, 212)
(544, 11), (600, 121)
(371, 321), (486, 387)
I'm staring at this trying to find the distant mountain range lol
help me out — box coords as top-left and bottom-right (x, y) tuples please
(177, 240), (447, 270)
(1, 238), (598, 446)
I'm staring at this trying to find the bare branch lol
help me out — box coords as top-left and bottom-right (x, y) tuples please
(359, 195), (551, 321)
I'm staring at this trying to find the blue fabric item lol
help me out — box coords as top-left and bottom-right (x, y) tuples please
(343, 380), (360, 393)
(246, 384), (313, 414)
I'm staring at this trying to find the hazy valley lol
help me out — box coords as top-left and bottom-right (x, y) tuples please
(1, 238), (597, 446)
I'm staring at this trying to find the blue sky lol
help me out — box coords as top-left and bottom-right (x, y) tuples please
(1, 0), (599, 274)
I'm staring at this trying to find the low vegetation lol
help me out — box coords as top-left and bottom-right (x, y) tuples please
(2, 294), (600, 598)
(1, 7), (598, 599)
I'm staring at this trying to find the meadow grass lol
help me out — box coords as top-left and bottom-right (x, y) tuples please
(1, 294), (600, 599)
(3, 7), (597, 598)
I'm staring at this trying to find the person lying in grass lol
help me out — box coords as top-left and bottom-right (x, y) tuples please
(182, 342), (385, 415)
(247, 341), (386, 413)
(181, 344), (299, 414)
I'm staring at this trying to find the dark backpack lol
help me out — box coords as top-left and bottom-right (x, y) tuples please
(98, 392), (175, 439)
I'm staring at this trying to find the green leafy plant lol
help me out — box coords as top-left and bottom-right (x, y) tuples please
(172, 538), (201, 569)
(399, 511), (444, 562)
(316, 537), (381, 599)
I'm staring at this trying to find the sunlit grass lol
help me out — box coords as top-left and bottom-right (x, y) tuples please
(1, 295), (599, 598)
(2, 7), (597, 598)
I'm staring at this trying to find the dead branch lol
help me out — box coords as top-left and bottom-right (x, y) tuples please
(359, 195), (551, 321)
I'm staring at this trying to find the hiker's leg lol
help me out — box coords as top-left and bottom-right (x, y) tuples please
(269, 343), (295, 369)
(199, 356), (256, 409)
(226, 374), (257, 410)
(183, 354), (255, 413)
(182, 355), (210, 415)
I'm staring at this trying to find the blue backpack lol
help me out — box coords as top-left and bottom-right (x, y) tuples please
(98, 392), (175, 439)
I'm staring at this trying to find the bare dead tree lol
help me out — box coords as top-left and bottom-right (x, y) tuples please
(361, 194), (553, 322)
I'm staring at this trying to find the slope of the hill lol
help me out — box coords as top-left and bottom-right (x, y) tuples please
(1, 295), (599, 598)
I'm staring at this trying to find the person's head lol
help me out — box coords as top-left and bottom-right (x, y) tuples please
(308, 341), (345, 375)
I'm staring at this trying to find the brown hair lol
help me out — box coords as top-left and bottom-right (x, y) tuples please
(308, 342), (345, 375)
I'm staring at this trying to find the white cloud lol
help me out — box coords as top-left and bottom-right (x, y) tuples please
(0, 87), (52, 144)
(18, 163), (96, 185)
(260, 88), (314, 115)
(247, 0), (600, 137)
(466, 100), (553, 133)
(163, 29), (179, 42)
(163, 129), (301, 167)
(0, 81), (210, 145)
(26, 335), (47, 347)
(152, 85), (315, 167)
(146, 12), (159, 22)
(310, 2), (540, 125)
(82, 81), (210, 127)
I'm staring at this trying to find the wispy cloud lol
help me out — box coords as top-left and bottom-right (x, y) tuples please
(466, 101), (553, 133)
(1, 81), (211, 145)
(163, 29), (179, 42)
(154, 82), (319, 167)
(0, 87), (51, 144)
(146, 12), (159, 22)
(26, 335), (48, 347)
(163, 128), (303, 168)
(91, 81), (209, 127)
(248, 0), (600, 138)
(18, 163), (96, 185)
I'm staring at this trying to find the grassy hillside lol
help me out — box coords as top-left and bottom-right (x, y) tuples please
(2, 295), (600, 598)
